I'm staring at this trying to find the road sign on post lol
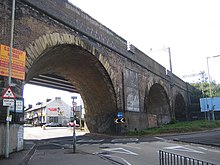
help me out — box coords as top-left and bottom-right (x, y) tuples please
(72, 102), (77, 111)
(114, 117), (126, 124)
(0, 44), (26, 80)
(3, 99), (14, 106)
(2, 86), (16, 99)
(16, 100), (23, 112)
(117, 112), (123, 118)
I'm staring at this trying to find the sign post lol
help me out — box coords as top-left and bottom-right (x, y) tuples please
(71, 96), (77, 153)
(2, 0), (16, 159)
(115, 112), (126, 135)
(114, 117), (126, 124)
(115, 112), (126, 124)
(2, 86), (16, 158)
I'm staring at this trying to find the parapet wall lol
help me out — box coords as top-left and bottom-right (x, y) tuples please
(21, 0), (170, 82)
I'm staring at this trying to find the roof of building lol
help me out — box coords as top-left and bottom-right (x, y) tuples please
(24, 97), (72, 113)
(25, 100), (53, 112)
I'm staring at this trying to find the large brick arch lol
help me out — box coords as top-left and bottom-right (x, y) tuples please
(145, 78), (171, 127)
(0, 0), (200, 155)
(25, 33), (118, 133)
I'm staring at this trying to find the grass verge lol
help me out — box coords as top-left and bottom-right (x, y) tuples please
(125, 120), (220, 136)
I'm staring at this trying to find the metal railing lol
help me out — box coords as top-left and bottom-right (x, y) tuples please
(159, 150), (217, 165)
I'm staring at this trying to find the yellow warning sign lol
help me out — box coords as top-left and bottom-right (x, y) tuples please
(0, 44), (26, 80)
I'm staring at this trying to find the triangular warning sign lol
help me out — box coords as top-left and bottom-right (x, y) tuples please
(2, 86), (16, 98)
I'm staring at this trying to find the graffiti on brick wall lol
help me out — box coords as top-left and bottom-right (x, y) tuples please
(125, 68), (140, 112)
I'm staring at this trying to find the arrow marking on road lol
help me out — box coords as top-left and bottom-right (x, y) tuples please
(102, 148), (138, 155)
(163, 146), (204, 154)
(154, 137), (167, 141)
(100, 155), (132, 165)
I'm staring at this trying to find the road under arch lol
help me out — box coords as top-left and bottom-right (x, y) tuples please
(25, 44), (117, 133)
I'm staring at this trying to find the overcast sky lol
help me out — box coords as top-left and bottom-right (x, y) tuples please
(68, 0), (220, 83)
(23, 0), (220, 106)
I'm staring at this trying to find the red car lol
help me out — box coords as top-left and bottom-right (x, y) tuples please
(66, 122), (79, 127)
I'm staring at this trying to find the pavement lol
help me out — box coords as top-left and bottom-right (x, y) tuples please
(159, 128), (220, 148)
(0, 139), (114, 165)
(0, 127), (220, 165)
(0, 140), (35, 165)
(0, 127), (114, 165)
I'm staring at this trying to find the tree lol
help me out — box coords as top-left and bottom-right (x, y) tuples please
(191, 81), (220, 97)
(211, 81), (220, 97)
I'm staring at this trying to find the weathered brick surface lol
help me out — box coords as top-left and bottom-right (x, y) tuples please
(0, 0), (198, 141)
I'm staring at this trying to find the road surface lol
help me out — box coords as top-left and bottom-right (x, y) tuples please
(23, 127), (220, 165)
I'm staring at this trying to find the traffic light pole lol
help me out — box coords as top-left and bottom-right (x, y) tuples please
(73, 108), (76, 153)
(71, 96), (77, 153)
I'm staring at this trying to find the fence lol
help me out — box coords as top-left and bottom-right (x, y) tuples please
(159, 150), (217, 165)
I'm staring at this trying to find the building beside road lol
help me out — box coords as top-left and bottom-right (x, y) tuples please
(24, 97), (74, 126)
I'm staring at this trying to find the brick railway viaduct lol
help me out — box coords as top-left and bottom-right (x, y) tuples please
(0, 0), (199, 155)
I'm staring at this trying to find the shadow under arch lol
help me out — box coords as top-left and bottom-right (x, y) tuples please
(146, 83), (171, 127)
(25, 34), (118, 133)
(174, 93), (186, 121)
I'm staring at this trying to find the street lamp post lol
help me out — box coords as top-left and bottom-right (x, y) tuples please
(206, 55), (220, 121)
(166, 47), (174, 119)
(149, 47), (174, 118)
(167, 47), (173, 87)
(200, 72), (208, 120)
(5, 0), (16, 158)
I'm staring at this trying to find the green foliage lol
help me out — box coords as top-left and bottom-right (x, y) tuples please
(125, 120), (220, 136)
(169, 118), (178, 124)
(191, 81), (220, 97)
(212, 82), (220, 97)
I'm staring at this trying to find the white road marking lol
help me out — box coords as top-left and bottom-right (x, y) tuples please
(77, 139), (104, 143)
(198, 146), (208, 151)
(111, 138), (139, 143)
(198, 146), (220, 153)
(155, 137), (167, 141)
(102, 155), (133, 165)
(102, 147), (138, 155)
(117, 144), (141, 149)
(163, 145), (204, 154)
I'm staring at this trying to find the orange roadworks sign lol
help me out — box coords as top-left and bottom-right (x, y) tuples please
(0, 44), (26, 80)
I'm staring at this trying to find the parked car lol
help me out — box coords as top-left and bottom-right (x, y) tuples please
(45, 122), (60, 127)
(66, 122), (79, 127)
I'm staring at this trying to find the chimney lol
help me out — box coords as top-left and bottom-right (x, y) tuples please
(46, 98), (52, 102)
(55, 97), (61, 101)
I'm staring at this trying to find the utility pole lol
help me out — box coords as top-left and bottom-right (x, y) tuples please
(166, 47), (174, 119)
(182, 71), (208, 120)
(206, 55), (220, 121)
(149, 47), (174, 118)
(5, 0), (16, 158)
(167, 47), (173, 87)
